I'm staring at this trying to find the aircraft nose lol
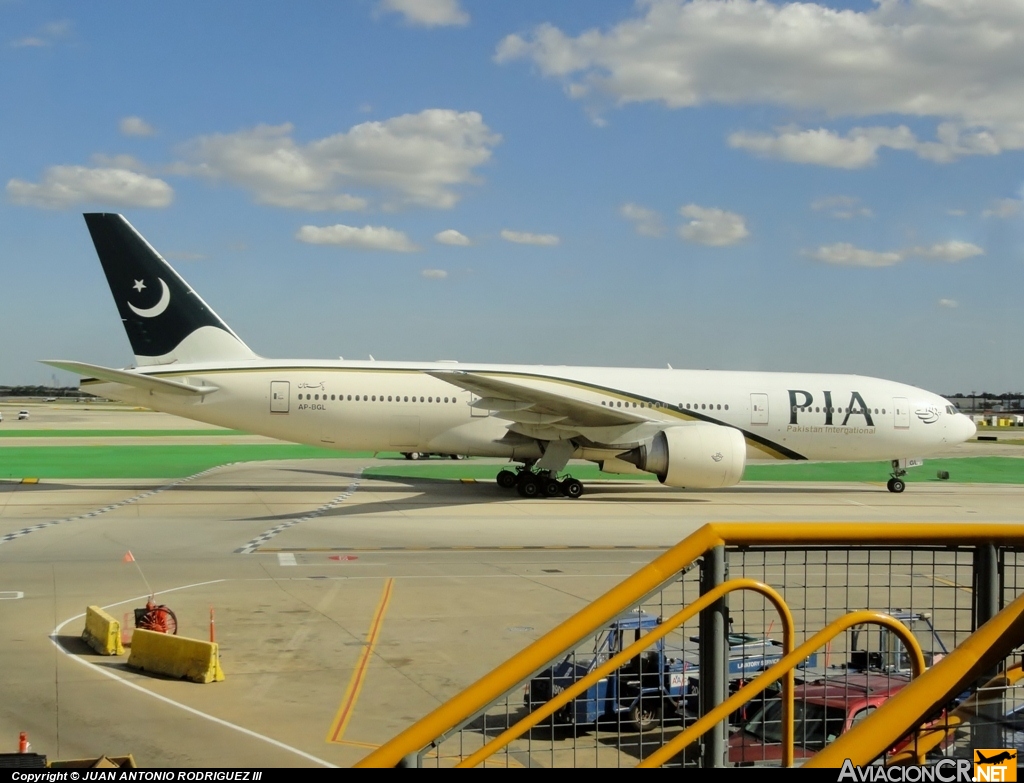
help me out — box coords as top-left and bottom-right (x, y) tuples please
(955, 413), (977, 443)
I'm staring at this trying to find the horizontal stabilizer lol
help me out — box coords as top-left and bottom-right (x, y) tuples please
(42, 360), (219, 396)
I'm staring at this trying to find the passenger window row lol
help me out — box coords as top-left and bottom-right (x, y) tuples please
(298, 393), (458, 403)
(600, 400), (730, 412)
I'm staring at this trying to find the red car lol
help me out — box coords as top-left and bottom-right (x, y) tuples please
(729, 672), (942, 765)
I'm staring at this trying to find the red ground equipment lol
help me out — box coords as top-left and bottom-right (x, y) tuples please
(134, 601), (178, 634)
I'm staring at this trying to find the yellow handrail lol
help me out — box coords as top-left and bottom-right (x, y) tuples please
(638, 611), (926, 767)
(886, 664), (1024, 765)
(358, 523), (1024, 768)
(456, 578), (795, 768)
(357, 525), (725, 767)
(807, 588), (1024, 768)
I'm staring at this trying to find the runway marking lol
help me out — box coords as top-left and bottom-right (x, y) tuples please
(0, 463), (240, 548)
(278, 553), (298, 566)
(235, 478), (361, 555)
(327, 577), (395, 745)
(924, 573), (974, 593)
(0, 591), (24, 599)
(50, 581), (337, 768)
(334, 739), (380, 750)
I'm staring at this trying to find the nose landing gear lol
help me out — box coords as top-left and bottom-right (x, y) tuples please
(887, 460), (907, 493)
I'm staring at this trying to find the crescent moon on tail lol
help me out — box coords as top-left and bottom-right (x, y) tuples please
(128, 278), (170, 318)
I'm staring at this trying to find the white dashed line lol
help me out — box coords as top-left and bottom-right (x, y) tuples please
(0, 464), (241, 548)
(235, 477), (362, 554)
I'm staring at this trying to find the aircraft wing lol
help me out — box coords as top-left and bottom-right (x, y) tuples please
(42, 360), (219, 396)
(428, 370), (651, 428)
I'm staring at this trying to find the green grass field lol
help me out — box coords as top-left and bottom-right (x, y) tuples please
(0, 444), (391, 479)
(1, 439), (1020, 483)
(364, 457), (1024, 485)
(0, 429), (250, 438)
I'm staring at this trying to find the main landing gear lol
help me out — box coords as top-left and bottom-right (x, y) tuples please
(887, 460), (907, 493)
(496, 465), (584, 499)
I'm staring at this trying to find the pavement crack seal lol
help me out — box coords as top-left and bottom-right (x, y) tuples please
(0, 463), (241, 548)
(235, 476), (362, 555)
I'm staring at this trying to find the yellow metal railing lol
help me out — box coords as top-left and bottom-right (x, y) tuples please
(357, 522), (1024, 768)
(807, 588), (1024, 768)
(886, 664), (1024, 764)
(457, 578), (795, 768)
(638, 611), (926, 767)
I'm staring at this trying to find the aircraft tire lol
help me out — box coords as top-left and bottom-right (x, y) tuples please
(496, 470), (517, 489)
(517, 476), (540, 498)
(562, 479), (584, 499)
(888, 478), (906, 493)
(542, 478), (562, 497)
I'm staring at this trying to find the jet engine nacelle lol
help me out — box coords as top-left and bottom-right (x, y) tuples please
(619, 423), (746, 488)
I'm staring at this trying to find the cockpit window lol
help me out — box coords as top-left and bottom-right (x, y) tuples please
(945, 405), (956, 415)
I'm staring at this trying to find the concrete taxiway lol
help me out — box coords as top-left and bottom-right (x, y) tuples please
(1, 409), (1022, 767)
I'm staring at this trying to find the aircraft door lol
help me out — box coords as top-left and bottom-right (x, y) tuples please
(270, 381), (289, 413)
(893, 398), (910, 429)
(750, 393), (769, 425)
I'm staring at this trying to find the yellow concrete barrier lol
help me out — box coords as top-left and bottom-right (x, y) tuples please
(127, 628), (225, 683)
(81, 605), (125, 656)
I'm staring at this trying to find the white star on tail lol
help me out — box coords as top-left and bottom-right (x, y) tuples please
(133, 279), (146, 292)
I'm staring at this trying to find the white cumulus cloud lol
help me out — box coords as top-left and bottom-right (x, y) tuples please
(295, 224), (419, 252)
(938, 299), (959, 309)
(379, 0), (468, 27)
(620, 203), (664, 236)
(807, 240), (983, 268)
(6, 166), (173, 209)
(119, 116), (156, 137)
(678, 205), (748, 246)
(729, 126), (925, 168)
(908, 241), (984, 262)
(177, 110), (500, 211)
(497, 1), (1024, 163)
(808, 243), (904, 268)
(434, 229), (471, 246)
(500, 229), (560, 246)
(421, 269), (449, 279)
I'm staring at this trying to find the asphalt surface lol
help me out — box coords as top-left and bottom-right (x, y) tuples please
(1, 405), (1022, 767)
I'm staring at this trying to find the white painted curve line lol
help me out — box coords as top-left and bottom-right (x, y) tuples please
(0, 463), (242, 548)
(50, 580), (337, 768)
(235, 478), (362, 555)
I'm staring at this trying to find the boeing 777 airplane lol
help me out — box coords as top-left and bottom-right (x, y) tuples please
(45, 214), (976, 498)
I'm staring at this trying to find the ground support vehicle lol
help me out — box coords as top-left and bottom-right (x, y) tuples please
(400, 452), (464, 460)
(728, 672), (952, 765)
(524, 612), (689, 732)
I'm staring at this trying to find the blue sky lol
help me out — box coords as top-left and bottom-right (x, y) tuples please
(1, 0), (1021, 394)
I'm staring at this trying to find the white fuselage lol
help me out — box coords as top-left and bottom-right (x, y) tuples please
(83, 359), (976, 466)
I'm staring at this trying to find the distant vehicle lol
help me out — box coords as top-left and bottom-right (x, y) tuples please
(846, 611), (948, 674)
(0, 412), (4, 422)
(17, 410), (29, 420)
(524, 611), (690, 732)
(728, 672), (950, 765)
(400, 452), (464, 460)
(43, 397), (57, 402)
